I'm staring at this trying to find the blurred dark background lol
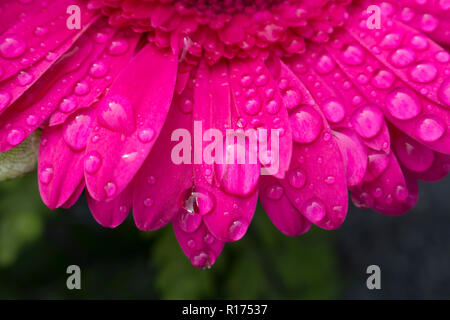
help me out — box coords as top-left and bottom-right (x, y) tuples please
(0, 173), (449, 299)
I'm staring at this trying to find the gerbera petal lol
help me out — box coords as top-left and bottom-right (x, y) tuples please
(0, 21), (138, 151)
(328, 17), (450, 154)
(229, 58), (293, 178)
(38, 109), (96, 209)
(351, 152), (410, 215)
(85, 44), (178, 201)
(333, 128), (368, 187)
(48, 28), (141, 126)
(259, 175), (312, 237)
(285, 48), (391, 153)
(133, 95), (193, 231)
(61, 182), (85, 209)
(173, 213), (225, 269)
(193, 60), (259, 242)
(86, 185), (132, 228)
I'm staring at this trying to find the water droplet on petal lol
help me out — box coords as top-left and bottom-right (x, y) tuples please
(190, 250), (214, 269)
(420, 14), (439, 32)
(371, 69), (395, 89)
(17, 71), (33, 86)
(395, 185), (408, 201)
(108, 39), (129, 56)
(438, 77), (450, 106)
(315, 54), (335, 74)
(98, 94), (135, 134)
(243, 97), (261, 115)
(416, 116), (445, 142)
(290, 106), (323, 143)
(386, 88), (421, 120)
(341, 43), (365, 66)
(89, 61), (108, 78)
(265, 184), (284, 200)
(0, 34), (27, 58)
(74, 81), (90, 96)
(137, 128), (154, 143)
(410, 35), (429, 50)
(7, 128), (25, 146)
(322, 99), (345, 123)
(144, 197), (154, 207)
(63, 114), (92, 151)
(409, 61), (437, 83)
(59, 96), (77, 113)
(39, 166), (54, 185)
(85, 151), (102, 174)
(178, 209), (202, 233)
(301, 198), (326, 223)
(228, 218), (249, 241)
(104, 182), (117, 198)
(351, 105), (384, 139)
(390, 48), (415, 67)
(288, 168), (307, 189)
(381, 33), (402, 49)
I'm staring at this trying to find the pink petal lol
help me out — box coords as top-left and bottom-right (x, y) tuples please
(61, 182), (85, 209)
(193, 60), (259, 242)
(85, 44), (178, 201)
(0, 0), (97, 83)
(133, 94), (193, 231)
(38, 109), (96, 209)
(86, 185), (132, 228)
(259, 175), (312, 237)
(351, 152), (410, 215)
(0, 20), (133, 151)
(333, 128), (368, 187)
(229, 58), (293, 179)
(173, 212), (225, 269)
(330, 18), (450, 154)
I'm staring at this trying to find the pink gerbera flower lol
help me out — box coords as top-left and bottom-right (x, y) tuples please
(0, 0), (449, 268)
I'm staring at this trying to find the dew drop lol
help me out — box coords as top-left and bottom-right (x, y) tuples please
(389, 48), (415, 67)
(410, 35), (429, 51)
(178, 209), (202, 233)
(0, 91), (11, 111)
(228, 218), (249, 241)
(386, 88), (421, 120)
(341, 43), (365, 66)
(39, 166), (54, 185)
(322, 99), (345, 123)
(98, 94), (135, 134)
(137, 128), (154, 143)
(89, 61), (108, 78)
(6, 128), (25, 146)
(290, 106), (323, 143)
(416, 116), (445, 142)
(371, 69), (395, 89)
(108, 39), (129, 56)
(288, 168), (307, 189)
(438, 77), (450, 106)
(243, 97), (261, 115)
(17, 71), (33, 86)
(301, 198), (326, 223)
(74, 81), (90, 96)
(351, 105), (384, 139)
(0, 34), (27, 58)
(59, 96), (77, 113)
(85, 151), (102, 174)
(409, 61), (437, 83)
(104, 182), (117, 198)
(265, 184), (284, 200)
(63, 114), (92, 151)
(315, 53), (335, 74)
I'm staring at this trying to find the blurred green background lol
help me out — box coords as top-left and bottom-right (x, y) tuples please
(0, 172), (449, 299)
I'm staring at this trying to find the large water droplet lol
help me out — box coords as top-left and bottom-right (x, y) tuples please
(89, 61), (108, 78)
(178, 209), (202, 233)
(301, 198), (326, 223)
(265, 184), (284, 200)
(85, 151), (102, 174)
(351, 105), (384, 139)
(322, 99), (345, 123)
(39, 166), (54, 185)
(0, 34), (27, 58)
(409, 61), (437, 83)
(416, 116), (445, 142)
(63, 114), (92, 151)
(108, 39), (129, 56)
(7, 128), (25, 146)
(98, 94), (135, 134)
(386, 88), (421, 120)
(390, 48), (415, 67)
(315, 53), (335, 74)
(290, 106), (323, 143)
(341, 43), (365, 66)
(288, 168), (307, 189)
(104, 182), (117, 198)
(371, 69), (395, 89)
(228, 218), (249, 241)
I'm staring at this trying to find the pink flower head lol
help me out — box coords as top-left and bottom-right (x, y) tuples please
(0, 0), (449, 268)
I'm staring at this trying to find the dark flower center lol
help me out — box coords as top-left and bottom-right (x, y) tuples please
(179, 0), (282, 12)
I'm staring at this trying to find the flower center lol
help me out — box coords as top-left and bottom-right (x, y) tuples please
(90, 0), (351, 65)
